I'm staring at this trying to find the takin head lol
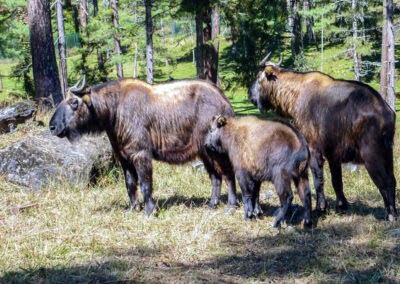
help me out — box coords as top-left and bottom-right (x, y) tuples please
(248, 53), (282, 112)
(204, 115), (228, 154)
(49, 78), (95, 142)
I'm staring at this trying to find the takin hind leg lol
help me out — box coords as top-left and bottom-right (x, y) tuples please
(310, 148), (327, 213)
(293, 172), (312, 228)
(273, 171), (294, 228)
(327, 158), (349, 213)
(121, 159), (141, 212)
(361, 145), (397, 221)
(132, 151), (156, 216)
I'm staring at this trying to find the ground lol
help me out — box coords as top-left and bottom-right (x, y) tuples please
(0, 46), (400, 282)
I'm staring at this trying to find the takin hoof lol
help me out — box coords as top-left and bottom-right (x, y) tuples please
(145, 200), (156, 216)
(386, 213), (398, 222)
(225, 206), (236, 215)
(126, 202), (142, 213)
(303, 219), (313, 229)
(335, 200), (349, 214)
(207, 199), (220, 209)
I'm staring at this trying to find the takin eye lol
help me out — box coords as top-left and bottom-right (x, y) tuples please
(69, 98), (79, 110)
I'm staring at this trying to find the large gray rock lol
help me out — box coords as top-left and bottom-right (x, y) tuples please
(0, 101), (36, 133)
(0, 131), (113, 189)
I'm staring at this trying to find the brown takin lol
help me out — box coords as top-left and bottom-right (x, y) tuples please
(205, 115), (312, 228)
(248, 56), (397, 221)
(49, 77), (237, 216)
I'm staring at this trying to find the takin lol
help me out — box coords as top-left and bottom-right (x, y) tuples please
(205, 115), (312, 228)
(248, 55), (397, 221)
(49, 77), (237, 216)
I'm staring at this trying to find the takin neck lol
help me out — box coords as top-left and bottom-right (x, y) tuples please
(261, 71), (307, 118)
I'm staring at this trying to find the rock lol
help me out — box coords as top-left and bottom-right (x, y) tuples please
(0, 101), (37, 133)
(0, 131), (113, 189)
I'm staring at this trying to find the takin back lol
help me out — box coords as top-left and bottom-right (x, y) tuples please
(205, 115), (312, 228)
(49, 78), (237, 216)
(248, 58), (397, 221)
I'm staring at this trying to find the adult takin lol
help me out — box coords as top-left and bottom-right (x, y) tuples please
(248, 55), (397, 221)
(49, 77), (237, 216)
(205, 115), (312, 228)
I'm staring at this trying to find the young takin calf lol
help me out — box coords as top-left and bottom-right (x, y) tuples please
(205, 115), (312, 228)
(49, 78), (237, 216)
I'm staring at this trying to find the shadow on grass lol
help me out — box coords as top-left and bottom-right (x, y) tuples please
(2, 222), (398, 283)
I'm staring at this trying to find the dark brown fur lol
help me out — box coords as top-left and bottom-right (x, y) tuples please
(248, 64), (397, 220)
(205, 115), (312, 227)
(49, 78), (237, 215)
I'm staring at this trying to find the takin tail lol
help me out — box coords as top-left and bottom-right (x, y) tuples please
(289, 122), (310, 176)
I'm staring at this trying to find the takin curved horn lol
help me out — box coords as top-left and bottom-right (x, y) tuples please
(276, 54), (283, 66)
(259, 51), (272, 67)
(69, 75), (86, 94)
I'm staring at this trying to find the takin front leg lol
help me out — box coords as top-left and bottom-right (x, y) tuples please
(293, 173), (312, 228)
(361, 145), (398, 221)
(121, 160), (141, 212)
(252, 181), (263, 217)
(327, 158), (348, 213)
(132, 151), (156, 216)
(236, 170), (256, 220)
(310, 148), (327, 213)
(222, 170), (238, 211)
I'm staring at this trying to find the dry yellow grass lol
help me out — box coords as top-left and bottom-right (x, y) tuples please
(0, 117), (399, 283)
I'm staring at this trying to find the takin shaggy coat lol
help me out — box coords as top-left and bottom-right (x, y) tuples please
(248, 60), (397, 221)
(49, 78), (237, 215)
(205, 115), (312, 227)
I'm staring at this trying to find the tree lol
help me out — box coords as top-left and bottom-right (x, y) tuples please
(56, 0), (67, 98)
(28, 0), (62, 105)
(381, 0), (396, 111)
(144, 0), (154, 84)
(111, 0), (123, 78)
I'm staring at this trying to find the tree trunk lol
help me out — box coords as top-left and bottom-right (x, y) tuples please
(203, 2), (213, 82)
(210, 2), (220, 85)
(352, 0), (360, 80)
(160, 19), (169, 67)
(380, 0), (388, 98)
(78, 0), (88, 73)
(195, 9), (205, 79)
(56, 0), (68, 98)
(78, 0), (88, 30)
(0, 76), (3, 92)
(144, 0), (153, 84)
(287, 0), (303, 58)
(28, 0), (63, 106)
(386, 0), (396, 111)
(93, 0), (98, 17)
(111, 0), (123, 78)
(133, 42), (138, 78)
(302, 0), (316, 47)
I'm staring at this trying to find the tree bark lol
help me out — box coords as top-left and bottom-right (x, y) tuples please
(144, 0), (153, 84)
(28, 0), (63, 106)
(111, 0), (123, 78)
(195, 9), (205, 79)
(287, 0), (303, 58)
(380, 0), (388, 98)
(352, 0), (360, 80)
(203, 2), (213, 82)
(56, 0), (68, 98)
(210, 2), (220, 85)
(0, 76), (3, 92)
(160, 18), (169, 67)
(386, 0), (396, 111)
(93, 0), (98, 17)
(78, 0), (88, 31)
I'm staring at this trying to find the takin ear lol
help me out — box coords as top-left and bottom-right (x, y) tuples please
(216, 116), (227, 128)
(265, 66), (274, 77)
(82, 94), (92, 107)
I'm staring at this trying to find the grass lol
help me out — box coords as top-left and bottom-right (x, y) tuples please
(1, 44), (400, 282)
